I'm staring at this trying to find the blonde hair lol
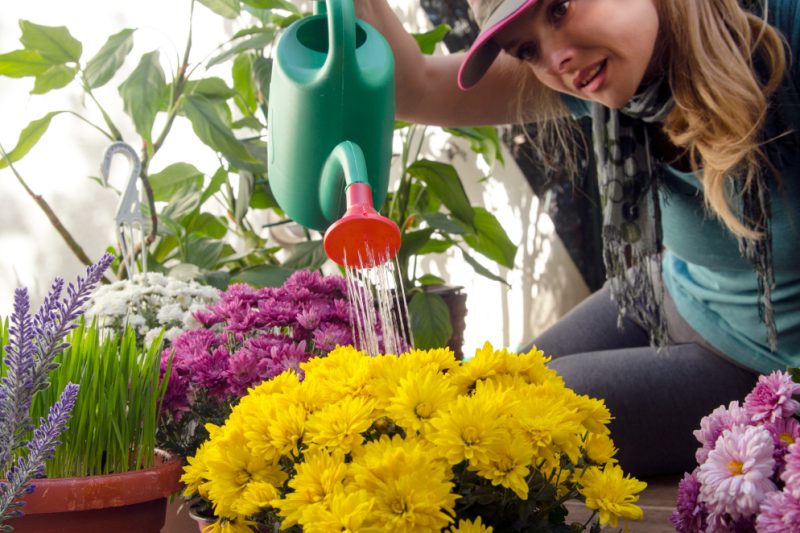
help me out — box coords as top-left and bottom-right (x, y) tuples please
(521, 0), (787, 239)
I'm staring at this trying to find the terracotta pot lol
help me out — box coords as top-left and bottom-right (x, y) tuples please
(11, 449), (183, 533)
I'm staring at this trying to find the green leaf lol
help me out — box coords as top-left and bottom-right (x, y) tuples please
(416, 238), (453, 255)
(118, 50), (167, 141)
(250, 179), (278, 209)
(185, 236), (224, 269)
(0, 111), (63, 169)
(241, 0), (300, 12)
(231, 265), (294, 287)
(282, 240), (328, 270)
(408, 292), (452, 349)
(407, 160), (475, 228)
(19, 21), (82, 64)
(417, 274), (446, 286)
(458, 247), (509, 285)
(399, 228), (434, 258)
(197, 0), (241, 19)
(148, 162), (204, 202)
(201, 166), (229, 205)
(181, 94), (258, 164)
(159, 187), (201, 222)
(84, 29), (135, 89)
(235, 171), (254, 223)
(31, 64), (77, 94)
(186, 212), (228, 239)
(207, 30), (275, 68)
(412, 24), (451, 55)
(183, 77), (237, 99)
(232, 53), (257, 115)
(232, 116), (264, 130)
(462, 207), (517, 268)
(0, 49), (51, 78)
(253, 56), (272, 108)
(421, 213), (466, 235)
(444, 126), (505, 167)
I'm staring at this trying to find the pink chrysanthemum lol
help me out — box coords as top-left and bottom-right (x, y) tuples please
(744, 371), (800, 424)
(755, 490), (800, 533)
(782, 442), (800, 499)
(697, 424), (776, 520)
(765, 416), (800, 475)
(693, 401), (749, 464)
(670, 470), (707, 533)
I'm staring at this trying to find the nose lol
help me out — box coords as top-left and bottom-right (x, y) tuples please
(543, 38), (575, 75)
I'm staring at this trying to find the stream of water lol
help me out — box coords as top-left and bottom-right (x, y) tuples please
(343, 248), (413, 356)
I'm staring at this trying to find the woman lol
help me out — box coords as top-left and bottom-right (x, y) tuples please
(355, 0), (800, 477)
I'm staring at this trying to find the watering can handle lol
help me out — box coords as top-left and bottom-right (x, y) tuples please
(322, 0), (357, 77)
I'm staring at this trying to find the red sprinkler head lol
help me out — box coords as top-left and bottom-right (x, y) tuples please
(323, 183), (401, 268)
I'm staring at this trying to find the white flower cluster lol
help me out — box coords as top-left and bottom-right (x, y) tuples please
(84, 272), (220, 346)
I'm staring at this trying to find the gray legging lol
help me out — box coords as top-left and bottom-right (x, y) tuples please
(526, 286), (759, 478)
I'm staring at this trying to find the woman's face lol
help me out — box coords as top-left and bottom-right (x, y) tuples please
(493, 0), (660, 109)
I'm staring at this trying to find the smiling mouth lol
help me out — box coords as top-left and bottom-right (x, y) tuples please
(576, 59), (607, 89)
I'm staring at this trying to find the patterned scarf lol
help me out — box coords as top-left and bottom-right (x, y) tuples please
(591, 78), (777, 350)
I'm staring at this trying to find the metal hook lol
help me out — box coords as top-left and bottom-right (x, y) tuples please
(101, 141), (147, 277)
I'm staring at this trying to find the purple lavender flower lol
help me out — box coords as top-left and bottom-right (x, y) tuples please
(1, 254), (112, 495)
(755, 490), (800, 532)
(0, 383), (79, 522)
(670, 470), (707, 533)
(744, 371), (800, 424)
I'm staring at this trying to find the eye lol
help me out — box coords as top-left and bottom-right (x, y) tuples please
(548, 0), (570, 21)
(515, 42), (539, 62)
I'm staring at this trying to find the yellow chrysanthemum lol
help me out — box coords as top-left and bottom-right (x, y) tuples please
(503, 345), (562, 385)
(300, 488), (378, 533)
(449, 342), (507, 393)
(583, 432), (618, 465)
(448, 517), (494, 532)
(203, 426), (287, 519)
(578, 464), (647, 529)
(385, 369), (458, 435)
(306, 395), (375, 454)
(246, 369), (300, 398)
(302, 346), (372, 402)
(348, 435), (457, 531)
(201, 517), (258, 533)
(568, 393), (613, 435)
(429, 394), (508, 466)
(401, 347), (459, 374)
(182, 439), (211, 497)
(513, 385), (585, 465)
(470, 430), (532, 499)
(272, 449), (348, 527)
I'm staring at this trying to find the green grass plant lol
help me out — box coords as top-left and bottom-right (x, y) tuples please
(1, 318), (168, 478)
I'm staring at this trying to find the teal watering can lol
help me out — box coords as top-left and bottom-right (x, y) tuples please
(267, 0), (400, 267)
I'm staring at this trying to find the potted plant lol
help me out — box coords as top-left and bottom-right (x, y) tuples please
(672, 368), (800, 532)
(0, 0), (323, 290)
(182, 342), (648, 531)
(0, 254), (113, 530)
(155, 269), (364, 525)
(1, 308), (183, 531)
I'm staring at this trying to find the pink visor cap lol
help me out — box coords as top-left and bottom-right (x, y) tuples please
(457, 0), (540, 90)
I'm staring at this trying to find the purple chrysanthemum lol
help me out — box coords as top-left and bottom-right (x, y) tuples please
(671, 470), (707, 533)
(313, 322), (353, 352)
(698, 424), (776, 520)
(755, 490), (800, 532)
(694, 401), (749, 464)
(764, 416), (800, 476)
(744, 371), (800, 424)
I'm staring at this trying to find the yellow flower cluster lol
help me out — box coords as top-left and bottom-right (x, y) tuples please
(182, 342), (646, 532)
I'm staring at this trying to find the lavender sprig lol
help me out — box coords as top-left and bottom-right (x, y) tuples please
(0, 290), (36, 468)
(0, 384), (79, 528)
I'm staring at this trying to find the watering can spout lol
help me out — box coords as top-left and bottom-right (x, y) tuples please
(321, 141), (400, 268)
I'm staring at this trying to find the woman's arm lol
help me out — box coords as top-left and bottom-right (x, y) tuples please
(354, 0), (549, 127)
